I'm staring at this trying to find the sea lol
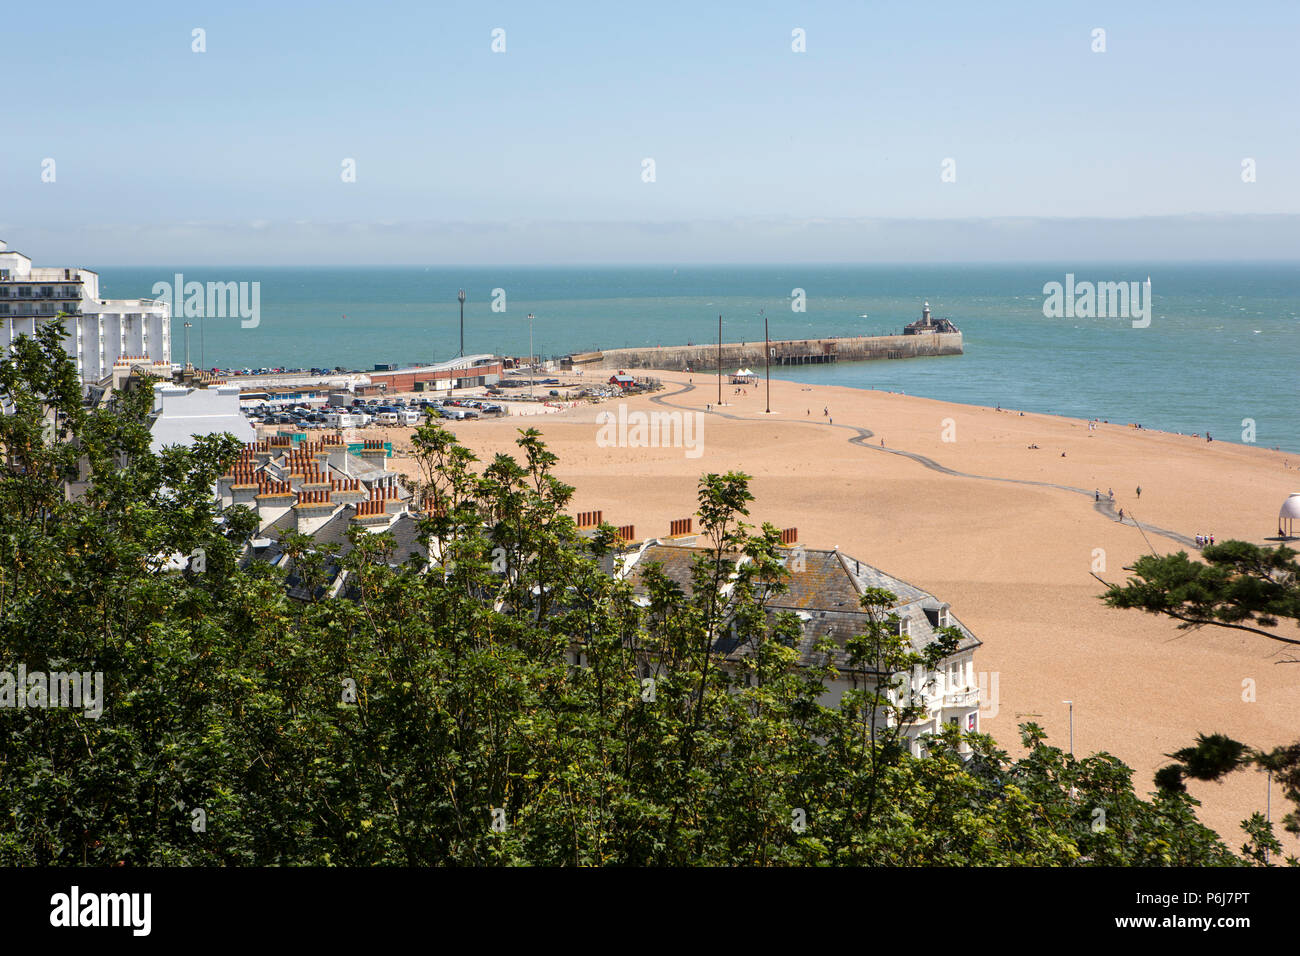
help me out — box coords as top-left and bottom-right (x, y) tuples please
(97, 263), (1300, 452)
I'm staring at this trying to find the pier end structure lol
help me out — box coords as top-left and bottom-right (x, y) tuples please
(568, 331), (962, 373)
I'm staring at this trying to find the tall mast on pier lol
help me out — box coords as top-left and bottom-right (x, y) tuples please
(763, 309), (770, 414)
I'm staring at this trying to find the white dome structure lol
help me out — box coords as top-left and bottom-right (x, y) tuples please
(1279, 493), (1300, 537)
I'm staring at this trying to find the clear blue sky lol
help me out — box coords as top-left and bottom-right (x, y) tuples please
(4, 0), (1299, 263)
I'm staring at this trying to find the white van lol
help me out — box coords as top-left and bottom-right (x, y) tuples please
(325, 412), (365, 428)
(400, 408), (423, 426)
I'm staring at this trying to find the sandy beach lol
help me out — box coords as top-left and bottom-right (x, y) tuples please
(366, 370), (1300, 848)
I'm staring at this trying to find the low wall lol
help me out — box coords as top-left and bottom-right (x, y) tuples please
(569, 332), (962, 371)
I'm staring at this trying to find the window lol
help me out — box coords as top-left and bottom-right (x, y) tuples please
(895, 616), (910, 637)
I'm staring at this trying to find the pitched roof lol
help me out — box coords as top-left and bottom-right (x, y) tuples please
(619, 539), (981, 671)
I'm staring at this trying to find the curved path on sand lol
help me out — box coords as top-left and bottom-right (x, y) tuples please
(650, 381), (1197, 552)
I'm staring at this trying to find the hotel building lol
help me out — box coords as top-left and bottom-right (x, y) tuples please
(0, 240), (171, 383)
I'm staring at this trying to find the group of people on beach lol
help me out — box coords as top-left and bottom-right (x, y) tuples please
(1093, 487), (1143, 524)
(1195, 533), (1215, 547)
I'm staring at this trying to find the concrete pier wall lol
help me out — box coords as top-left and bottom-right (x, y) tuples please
(569, 332), (962, 372)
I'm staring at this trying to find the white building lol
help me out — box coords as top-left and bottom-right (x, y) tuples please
(149, 383), (256, 454)
(0, 240), (171, 383)
(617, 537), (983, 755)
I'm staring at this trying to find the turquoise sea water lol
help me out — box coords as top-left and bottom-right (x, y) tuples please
(97, 264), (1300, 451)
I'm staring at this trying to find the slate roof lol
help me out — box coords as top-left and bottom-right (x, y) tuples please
(620, 540), (981, 674)
(623, 544), (739, 598)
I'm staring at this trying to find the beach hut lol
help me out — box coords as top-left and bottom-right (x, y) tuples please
(608, 373), (636, 390)
(1279, 493), (1300, 538)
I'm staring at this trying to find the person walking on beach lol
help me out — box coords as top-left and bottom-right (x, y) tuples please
(1136, 485), (1141, 499)
(1118, 508), (1124, 522)
(823, 406), (828, 417)
(1094, 489), (1100, 502)
(1108, 488), (1114, 501)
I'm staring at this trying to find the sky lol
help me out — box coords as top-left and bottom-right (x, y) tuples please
(3, 0), (1299, 264)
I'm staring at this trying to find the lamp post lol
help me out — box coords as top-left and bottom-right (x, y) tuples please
(183, 321), (192, 367)
(762, 308), (770, 414)
(457, 289), (466, 358)
(1265, 768), (1275, 862)
(1063, 700), (1074, 756)
(717, 314), (722, 407)
(527, 312), (535, 398)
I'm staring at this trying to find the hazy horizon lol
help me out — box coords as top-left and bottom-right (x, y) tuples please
(8, 214), (1300, 268)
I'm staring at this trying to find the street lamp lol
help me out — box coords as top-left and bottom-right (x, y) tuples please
(457, 289), (466, 358)
(1063, 700), (1074, 756)
(527, 312), (535, 398)
(762, 308), (770, 414)
(183, 321), (192, 368)
(1266, 768), (1273, 863)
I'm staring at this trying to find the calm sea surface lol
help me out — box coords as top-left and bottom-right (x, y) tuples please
(97, 264), (1300, 451)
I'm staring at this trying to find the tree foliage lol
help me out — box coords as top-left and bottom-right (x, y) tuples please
(1102, 540), (1300, 861)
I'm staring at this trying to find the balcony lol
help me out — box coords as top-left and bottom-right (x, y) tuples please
(943, 688), (980, 708)
(0, 287), (80, 300)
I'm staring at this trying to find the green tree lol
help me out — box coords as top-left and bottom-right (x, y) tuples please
(1102, 541), (1300, 860)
